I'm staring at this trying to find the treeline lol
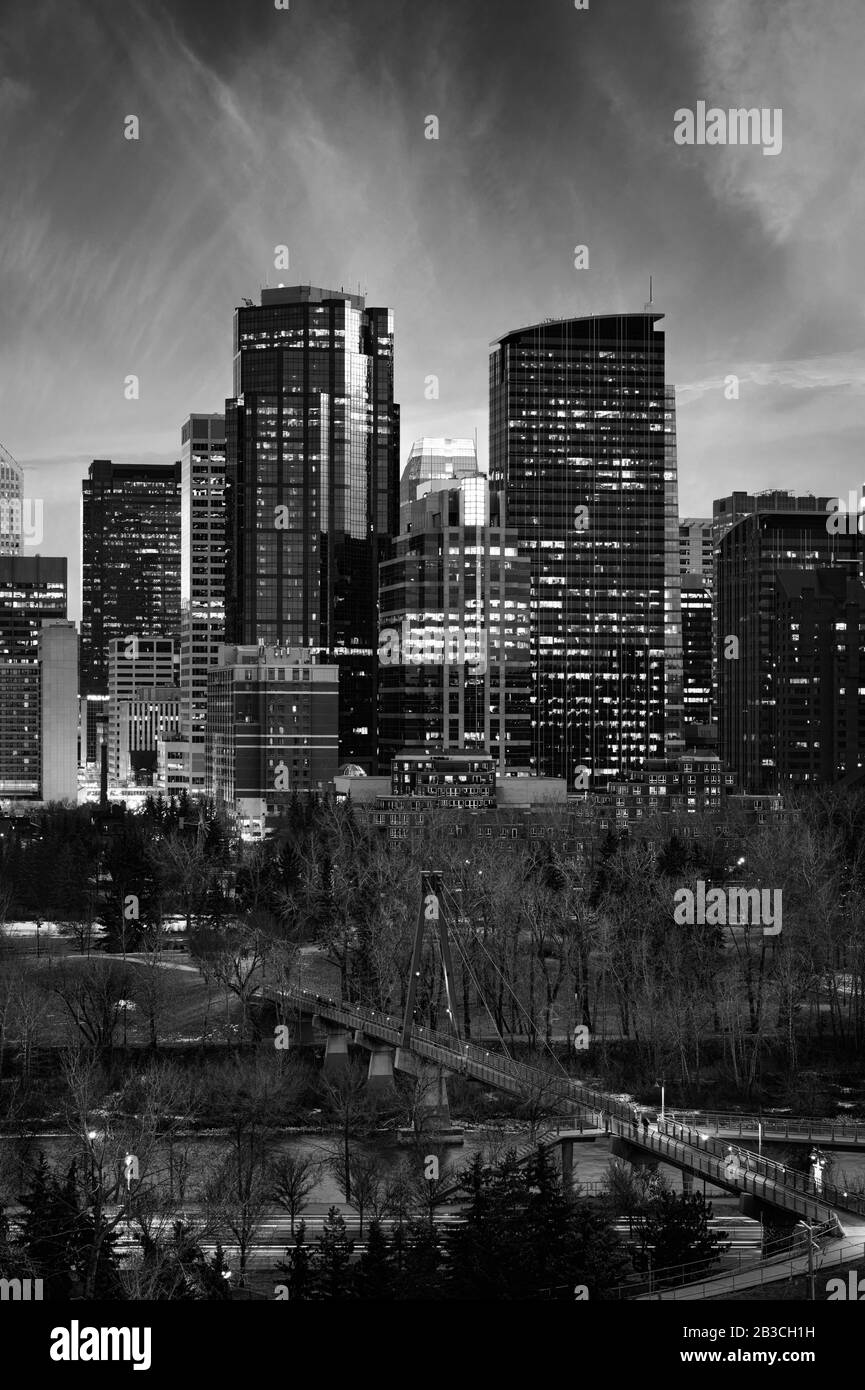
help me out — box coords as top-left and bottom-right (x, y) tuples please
(3, 786), (865, 1104)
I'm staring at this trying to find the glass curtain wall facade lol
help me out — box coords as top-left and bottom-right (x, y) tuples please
(81, 462), (182, 697)
(774, 569), (865, 788)
(400, 437), (482, 531)
(378, 474), (532, 772)
(489, 312), (677, 788)
(0, 444), (24, 556)
(717, 509), (862, 791)
(225, 286), (398, 773)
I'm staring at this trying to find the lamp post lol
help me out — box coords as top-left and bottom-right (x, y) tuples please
(655, 1077), (666, 1123)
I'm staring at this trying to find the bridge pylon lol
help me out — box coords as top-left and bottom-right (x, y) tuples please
(400, 870), (460, 1047)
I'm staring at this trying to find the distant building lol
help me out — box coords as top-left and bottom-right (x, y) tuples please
(0, 444), (24, 556)
(681, 573), (714, 734)
(224, 285), (398, 772)
(107, 637), (179, 782)
(0, 557), (67, 799)
(378, 468), (532, 772)
(81, 460), (182, 761)
(339, 746), (779, 868)
(390, 748), (497, 808)
(717, 506), (862, 791)
(774, 569), (865, 788)
(207, 643), (339, 838)
(178, 413), (227, 792)
(679, 517), (713, 579)
(399, 437), (482, 531)
(712, 490), (838, 552)
(157, 738), (198, 799)
(38, 621), (79, 803)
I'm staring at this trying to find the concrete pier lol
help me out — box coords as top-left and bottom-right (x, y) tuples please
(367, 1043), (395, 1092)
(323, 1029), (351, 1073)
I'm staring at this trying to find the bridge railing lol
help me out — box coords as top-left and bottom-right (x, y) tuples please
(654, 1117), (865, 1218)
(643, 1233), (865, 1302)
(666, 1108), (865, 1143)
(613, 1220), (839, 1300)
(627, 1121), (838, 1224)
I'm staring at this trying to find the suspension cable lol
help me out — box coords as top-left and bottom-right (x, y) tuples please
(438, 878), (573, 1082)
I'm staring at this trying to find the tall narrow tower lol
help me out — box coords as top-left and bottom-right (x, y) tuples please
(179, 413), (226, 791)
(225, 286), (399, 773)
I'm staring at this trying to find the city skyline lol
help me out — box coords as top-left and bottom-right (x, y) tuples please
(5, 0), (865, 1326)
(2, 0), (865, 624)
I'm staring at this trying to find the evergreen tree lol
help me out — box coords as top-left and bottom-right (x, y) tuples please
(275, 1222), (314, 1300)
(444, 1147), (629, 1300)
(134, 1221), (231, 1300)
(311, 1207), (355, 1299)
(633, 1190), (729, 1286)
(17, 1155), (78, 1298)
(395, 1220), (445, 1300)
(353, 1220), (394, 1299)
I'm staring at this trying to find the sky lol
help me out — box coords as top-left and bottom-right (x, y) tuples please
(1, 0), (864, 622)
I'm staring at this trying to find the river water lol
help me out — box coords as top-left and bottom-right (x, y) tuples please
(6, 1124), (863, 1211)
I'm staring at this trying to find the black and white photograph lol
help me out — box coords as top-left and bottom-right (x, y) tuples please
(0, 0), (864, 1362)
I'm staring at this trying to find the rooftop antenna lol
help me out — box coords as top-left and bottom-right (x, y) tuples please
(644, 275), (654, 311)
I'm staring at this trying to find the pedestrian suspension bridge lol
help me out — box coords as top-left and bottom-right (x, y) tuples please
(271, 870), (865, 1287)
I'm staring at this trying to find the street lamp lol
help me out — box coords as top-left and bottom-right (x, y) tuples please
(655, 1077), (666, 1122)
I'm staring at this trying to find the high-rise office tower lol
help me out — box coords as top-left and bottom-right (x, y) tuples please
(80, 459), (182, 703)
(0, 444), (23, 556)
(225, 286), (398, 773)
(179, 413), (226, 791)
(399, 437), (483, 532)
(0, 557), (67, 798)
(378, 462), (532, 772)
(774, 570), (865, 788)
(663, 388), (684, 757)
(717, 505), (862, 791)
(489, 311), (681, 787)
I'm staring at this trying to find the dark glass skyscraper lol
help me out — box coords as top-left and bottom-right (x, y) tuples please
(774, 569), (865, 789)
(489, 311), (680, 787)
(225, 285), (399, 772)
(717, 506), (862, 791)
(81, 460), (182, 696)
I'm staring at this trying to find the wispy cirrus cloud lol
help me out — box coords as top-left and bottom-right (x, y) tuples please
(0, 0), (862, 620)
(678, 351), (865, 405)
